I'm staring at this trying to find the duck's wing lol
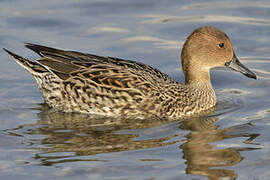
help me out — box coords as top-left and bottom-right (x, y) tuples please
(69, 63), (154, 93)
(25, 43), (174, 82)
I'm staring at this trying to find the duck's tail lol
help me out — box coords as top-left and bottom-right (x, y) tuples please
(3, 48), (48, 75)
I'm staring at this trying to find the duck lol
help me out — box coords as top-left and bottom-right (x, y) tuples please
(3, 26), (256, 119)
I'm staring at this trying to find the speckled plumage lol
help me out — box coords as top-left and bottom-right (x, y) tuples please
(4, 26), (256, 119)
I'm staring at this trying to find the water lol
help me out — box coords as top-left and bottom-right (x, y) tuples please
(0, 0), (270, 179)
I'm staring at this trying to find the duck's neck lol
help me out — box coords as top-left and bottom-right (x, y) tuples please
(184, 69), (211, 85)
(185, 78), (217, 116)
(184, 70), (217, 110)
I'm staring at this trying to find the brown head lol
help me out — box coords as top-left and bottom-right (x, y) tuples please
(181, 26), (256, 84)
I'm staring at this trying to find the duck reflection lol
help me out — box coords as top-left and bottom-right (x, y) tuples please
(32, 104), (183, 161)
(179, 116), (260, 180)
(8, 104), (260, 179)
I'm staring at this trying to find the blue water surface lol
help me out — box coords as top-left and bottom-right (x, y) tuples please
(0, 0), (270, 179)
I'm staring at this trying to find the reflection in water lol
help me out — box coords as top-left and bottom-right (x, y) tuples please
(27, 105), (184, 165)
(180, 117), (260, 180)
(5, 104), (260, 179)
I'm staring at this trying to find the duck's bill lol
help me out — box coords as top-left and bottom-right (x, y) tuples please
(225, 53), (257, 79)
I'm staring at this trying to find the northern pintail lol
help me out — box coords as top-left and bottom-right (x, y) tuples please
(3, 26), (256, 119)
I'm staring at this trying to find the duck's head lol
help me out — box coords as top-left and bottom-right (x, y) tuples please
(181, 26), (256, 84)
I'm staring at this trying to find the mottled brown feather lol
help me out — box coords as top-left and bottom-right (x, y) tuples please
(26, 43), (173, 83)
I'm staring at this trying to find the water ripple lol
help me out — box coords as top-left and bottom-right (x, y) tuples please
(181, 1), (270, 10)
(88, 26), (128, 34)
(121, 36), (181, 49)
(140, 15), (270, 25)
(241, 57), (270, 79)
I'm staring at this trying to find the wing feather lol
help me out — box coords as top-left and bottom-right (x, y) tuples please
(25, 43), (175, 83)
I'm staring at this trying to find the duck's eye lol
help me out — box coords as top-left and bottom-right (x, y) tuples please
(219, 43), (225, 48)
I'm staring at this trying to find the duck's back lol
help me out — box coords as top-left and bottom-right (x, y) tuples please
(25, 43), (174, 83)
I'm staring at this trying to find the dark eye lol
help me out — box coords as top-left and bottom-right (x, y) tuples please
(219, 43), (225, 48)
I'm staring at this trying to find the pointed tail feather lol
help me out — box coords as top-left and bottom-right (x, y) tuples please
(3, 48), (48, 74)
(24, 43), (63, 57)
